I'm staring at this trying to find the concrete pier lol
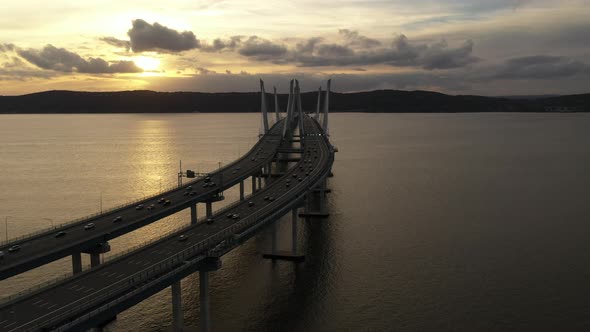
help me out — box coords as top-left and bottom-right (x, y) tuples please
(72, 252), (82, 274)
(239, 181), (244, 201)
(172, 281), (183, 331)
(206, 202), (213, 218)
(191, 204), (197, 225)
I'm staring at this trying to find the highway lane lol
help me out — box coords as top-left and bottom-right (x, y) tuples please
(0, 120), (285, 280)
(0, 116), (332, 331)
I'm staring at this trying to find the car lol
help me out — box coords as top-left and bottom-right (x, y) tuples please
(0, 251), (4, 260)
(113, 216), (123, 223)
(231, 214), (240, 219)
(203, 183), (209, 188)
(269, 197), (275, 202)
(135, 204), (144, 210)
(205, 176), (211, 182)
(190, 191), (197, 196)
(292, 174), (298, 178)
(236, 167), (241, 170)
(298, 178), (303, 182)
(147, 204), (155, 210)
(226, 213), (233, 219)
(264, 196), (269, 201)
(54, 231), (67, 238)
(84, 223), (95, 230)
(206, 218), (215, 224)
(210, 182), (216, 187)
(164, 200), (171, 206)
(286, 183), (290, 187)
(8, 245), (20, 253)
(186, 185), (192, 190)
(158, 198), (166, 204)
(183, 191), (190, 196)
(178, 234), (188, 242)
(248, 201), (255, 207)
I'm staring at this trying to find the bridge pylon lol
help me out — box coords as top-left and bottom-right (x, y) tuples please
(260, 79), (270, 134)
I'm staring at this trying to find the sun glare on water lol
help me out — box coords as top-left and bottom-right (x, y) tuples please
(134, 56), (161, 71)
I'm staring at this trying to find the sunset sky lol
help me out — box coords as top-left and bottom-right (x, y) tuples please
(1, 0), (589, 95)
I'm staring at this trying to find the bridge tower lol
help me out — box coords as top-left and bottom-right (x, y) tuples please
(315, 86), (322, 119)
(274, 86), (281, 122)
(260, 79), (270, 134)
(322, 79), (331, 136)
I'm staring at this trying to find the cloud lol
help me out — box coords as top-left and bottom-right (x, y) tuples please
(0, 43), (15, 52)
(238, 36), (287, 60)
(284, 33), (478, 70)
(196, 67), (216, 75)
(100, 37), (131, 52)
(127, 19), (200, 53)
(200, 36), (243, 52)
(492, 55), (590, 79)
(17, 44), (142, 73)
(338, 29), (381, 48)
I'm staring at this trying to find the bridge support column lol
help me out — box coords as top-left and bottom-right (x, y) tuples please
(291, 208), (298, 254)
(199, 271), (210, 332)
(172, 280), (183, 331)
(257, 173), (262, 190)
(251, 175), (257, 193)
(239, 181), (244, 201)
(191, 204), (198, 225)
(262, 209), (304, 262)
(90, 252), (100, 268)
(72, 252), (82, 274)
(206, 202), (213, 218)
(271, 222), (278, 254)
(199, 258), (221, 332)
(299, 180), (330, 218)
(83, 242), (111, 269)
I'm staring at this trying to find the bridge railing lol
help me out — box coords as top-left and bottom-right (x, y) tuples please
(0, 121), (286, 249)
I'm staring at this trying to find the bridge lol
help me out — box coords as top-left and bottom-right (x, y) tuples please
(0, 79), (336, 331)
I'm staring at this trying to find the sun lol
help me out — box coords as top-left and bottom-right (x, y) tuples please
(134, 56), (161, 71)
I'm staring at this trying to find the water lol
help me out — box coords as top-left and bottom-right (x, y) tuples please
(1, 113), (590, 331)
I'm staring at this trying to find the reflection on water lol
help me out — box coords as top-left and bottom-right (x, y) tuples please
(1, 113), (590, 331)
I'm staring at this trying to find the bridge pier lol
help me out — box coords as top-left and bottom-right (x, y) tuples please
(172, 281), (183, 331)
(199, 258), (221, 332)
(206, 202), (213, 218)
(72, 252), (82, 274)
(191, 204), (198, 225)
(83, 242), (111, 269)
(299, 180), (330, 218)
(239, 181), (244, 201)
(251, 175), (257, 193)
(262, 208), (304, 262)
(257, 173), (262, 190)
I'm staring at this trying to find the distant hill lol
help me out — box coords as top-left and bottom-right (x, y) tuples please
(0, 90), (588, 113)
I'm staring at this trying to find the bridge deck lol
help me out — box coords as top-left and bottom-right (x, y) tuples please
(0, 116), (334, 331)
(0, 121), (286, 280)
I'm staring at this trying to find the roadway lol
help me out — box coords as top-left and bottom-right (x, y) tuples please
(0, 120), (285, 280)
(0, 115), (333, 331)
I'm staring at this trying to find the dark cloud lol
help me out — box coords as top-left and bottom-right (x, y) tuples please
(238, 36), (287, 60)
(196, 67), (216, 75)
(200, 36), (243, 52)
(0, 43), (15, 52)
(127, 19), (200, 53)
(17, 44), (142, 73)
(100, 37), (131, 52)
(338, 29), (381, 48)
(492, 55), (590, 79)
(283, 33), (478, 70)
